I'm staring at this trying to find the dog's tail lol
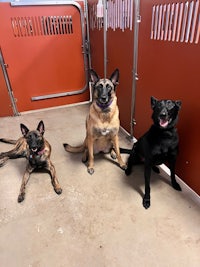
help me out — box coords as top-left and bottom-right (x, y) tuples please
(63, 143), (85, 153)
(0, 138), (17, 145)
(120, 147), (132, 154)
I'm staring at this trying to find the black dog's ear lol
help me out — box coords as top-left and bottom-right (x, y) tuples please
(37, 120), (45, 135)
(110, 69), (119, 86)
(175, 100), (182, 110)
(20, 124), (29, 137)
(90, 69), (99, 85)
(151, 96), (158, 109)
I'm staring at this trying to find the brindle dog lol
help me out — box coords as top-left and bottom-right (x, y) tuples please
(63, 68), (126, 174)
(0, 121), (62, 202)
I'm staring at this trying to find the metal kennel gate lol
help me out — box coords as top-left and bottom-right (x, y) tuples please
(0, 1), (89, 115)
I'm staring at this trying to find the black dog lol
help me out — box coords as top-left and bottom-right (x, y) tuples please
(0, 121), (62, 202)
(125, 96), (182, 209)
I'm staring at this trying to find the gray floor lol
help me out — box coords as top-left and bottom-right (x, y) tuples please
(0, 104), (199, 267)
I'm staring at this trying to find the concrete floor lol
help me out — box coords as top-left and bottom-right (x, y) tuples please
(0, 104), (199, 267)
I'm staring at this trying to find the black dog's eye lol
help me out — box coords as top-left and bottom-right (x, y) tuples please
(166, 100), (175, 110)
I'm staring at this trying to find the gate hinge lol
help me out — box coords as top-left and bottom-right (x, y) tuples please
(137, 15), (141, 23)
(131, 119), (137, 126)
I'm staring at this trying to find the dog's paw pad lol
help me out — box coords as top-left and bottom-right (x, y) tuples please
(87, 168), (94, 175)
(18, 194), (25, 203)
(55, 188), (62, 195)
(143, 198), (150, 209)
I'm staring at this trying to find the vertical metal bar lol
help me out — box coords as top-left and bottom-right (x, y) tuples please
(0, 49), (19, 116)
(103, 0), (107, 78)
(84, 0), (92, 70)
(190, 0), (199, 43)
(130, 0), (140, 138)
(185, 1), (194, 43)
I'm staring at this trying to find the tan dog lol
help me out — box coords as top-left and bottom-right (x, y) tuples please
(0, 121), (62, 202)
(63, 69), (126, 174)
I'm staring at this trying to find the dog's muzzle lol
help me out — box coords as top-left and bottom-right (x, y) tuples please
(99, 96), (108, 104)
(159, 114), (172, 128)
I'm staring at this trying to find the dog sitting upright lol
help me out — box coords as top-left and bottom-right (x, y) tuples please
(0, 121), (62, 202)
(63, 69), (126, 174)
(125, 96), (182, 209)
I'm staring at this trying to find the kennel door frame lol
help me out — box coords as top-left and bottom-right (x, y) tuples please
(0, 1), (89, 113)
(10, 0), (88, 102)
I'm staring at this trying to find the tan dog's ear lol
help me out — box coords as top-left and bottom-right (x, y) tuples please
(20, 124), (29, 137)
(90, 69), (99, 85)
(110, 69), (119, 86)
(37, 120), (45, 135)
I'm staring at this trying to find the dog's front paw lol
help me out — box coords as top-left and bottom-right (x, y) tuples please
(55, 187), (62, 195)
(120, 163), (127, 170)
(87, 167), (94, 175)
(143, 196), (151, 209)
(18, 193), (25, 203)
(172, 181), (182, 191)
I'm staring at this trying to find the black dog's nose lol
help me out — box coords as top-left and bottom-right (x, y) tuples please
(160, 113), (167, 118)
(160, 108), (168, 118)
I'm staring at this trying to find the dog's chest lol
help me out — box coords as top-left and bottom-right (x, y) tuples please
(28, 153), (46, 167)
(151, 135), (178, 159)
(93, 126), (118, 137)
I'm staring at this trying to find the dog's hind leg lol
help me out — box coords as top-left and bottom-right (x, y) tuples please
(125, 148), (138, 175)
(82, 148), (88, 163)
(168, 158), (182, 191)
(0, 138), (17, 145)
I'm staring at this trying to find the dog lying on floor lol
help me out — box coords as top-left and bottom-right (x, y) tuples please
(63, 68), (126, 174)
(0, 120), (62, 202)
(125, 96), (182, 209)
